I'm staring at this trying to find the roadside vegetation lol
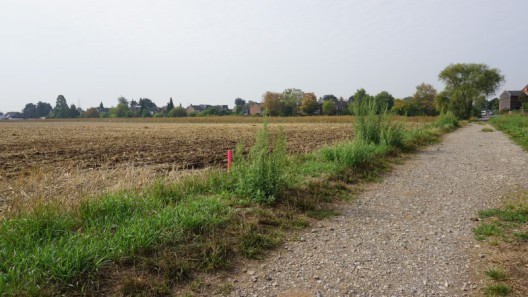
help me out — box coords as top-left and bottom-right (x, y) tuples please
(474, 190), (528, 296)
(0, 99), (459, 296)
(490, 114), (528, 151)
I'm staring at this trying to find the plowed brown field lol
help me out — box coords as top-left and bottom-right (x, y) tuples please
(0, 118), (433, 214)
(0, 121), (353, 177)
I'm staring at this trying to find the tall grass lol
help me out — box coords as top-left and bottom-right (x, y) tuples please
(0, 192), (232, 295)
(436, 111), (459, 131)
(351, 98), (404, 148)
(490, 114), (528, 151)
(230, 122), (293, 204)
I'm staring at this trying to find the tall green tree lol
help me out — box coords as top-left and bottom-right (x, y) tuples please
(36, 101), (52, 117)
(166, 97), (174, 112)
(234, 98), (246, 114)
(262, 89), (305, 116)
(412, 83), (437, 115)
(322, 100), (336, 115)
(437, 63), (504, 119)
(170, 104), (187, 117)
(374, 91), (395, 111)
(112, 97), (130, 117)
(53, 95), (69, 118)
(69, 104), (81, 118)
(300, 93), (319, 115)
(487, 98), (499, 112)
(22, 103), (37, 118)
(349, 89), (372, 115)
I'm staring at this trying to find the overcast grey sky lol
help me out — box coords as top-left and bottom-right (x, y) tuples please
(1, 0), (527, 112)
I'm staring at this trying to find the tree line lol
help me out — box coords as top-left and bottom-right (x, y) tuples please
(6, 63), (507, 120)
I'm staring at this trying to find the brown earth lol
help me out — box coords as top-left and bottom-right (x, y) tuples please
(0, 120), (363, 214)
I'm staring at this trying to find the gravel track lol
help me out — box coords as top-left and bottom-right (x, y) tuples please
(218, 123), (528, 297)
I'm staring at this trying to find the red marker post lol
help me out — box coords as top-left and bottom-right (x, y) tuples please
(227, 150), (233, 170)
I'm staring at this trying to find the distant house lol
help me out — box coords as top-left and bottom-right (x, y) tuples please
(499, 90), (522, 111)
(97, 106), (110, 113)
(186, 104), (210, 114)
(248, 103), (263, 115)
(186, 104), (230, 115)
(2, 112), (24, 120)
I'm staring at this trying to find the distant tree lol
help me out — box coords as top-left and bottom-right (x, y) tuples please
(262, 89), (305, 116)
(337, 97), (351, 115)
(22, 103), (37, 118)
(112, 97), (130, 117)
(392, 99), (406, 115)
(438, 63), (504, 119)
(99, 102), (105, 110)
(374, 91), (395, 111)
(320, 94), (337, 104)
(348, 89), (372, 114)
(234, 98), (246, 114)
(69, 104), (81, 118)
(262, 91), (282, 116)
(84, 107), (100, 118)
(279, 88), (303, 116)
(118, 96), (129, 106)
(322, 100), (336, 115)
(35, 101), (52, 118)
(234, 98), (246, 107)
(300, 93), (319, 115)
(519, 92), (528, 111)
(434, 91), (450, 113)
(166, 97), (175, 112)
(53, 95), (69, 118)
(139, 98), (156, 110)
(170, 104), (187, 117)
(487, 98), (499, 112)
(413, 83), (437, 115)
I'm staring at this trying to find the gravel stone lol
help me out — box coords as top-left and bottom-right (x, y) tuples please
(226, 123), (528, 297)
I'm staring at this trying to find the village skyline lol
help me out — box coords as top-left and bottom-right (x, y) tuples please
(1, 1), (527, 113)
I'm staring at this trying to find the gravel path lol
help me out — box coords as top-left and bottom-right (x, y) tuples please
(216, 123), (528, 297)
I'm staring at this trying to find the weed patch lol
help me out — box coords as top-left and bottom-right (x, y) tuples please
(474, 190), (528, 296)
(483, 283), (510, 296)
(490, 114), (528, 151)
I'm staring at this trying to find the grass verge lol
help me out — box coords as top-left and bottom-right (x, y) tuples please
(0, 114), (455, 296)
(490, 114), (528, 151)
(474, 190), (528, 296)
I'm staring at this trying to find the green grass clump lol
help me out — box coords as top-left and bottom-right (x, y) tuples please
(0, 193), (232, 295)
(474, 223), (505, 239)
(402, 125), (441, 151)
(230, 122), (294, 204)
(485, 267), (508, 281)
(352, 98), (405, 148)
(490, 114), (528, 151)
(320, 140), (389, 169)
(481, 127), (494, 132)
(483, 283), (510, 296)
(436, 111), (459, 131)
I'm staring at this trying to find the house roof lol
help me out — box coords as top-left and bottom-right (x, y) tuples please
(506, 90), (522, 96)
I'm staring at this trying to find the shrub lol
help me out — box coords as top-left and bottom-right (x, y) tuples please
(320, 140), (390, 169)
(436, 110), (459, 131)
(352, 97), (404, 148)
(230, 122), (293, 204)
